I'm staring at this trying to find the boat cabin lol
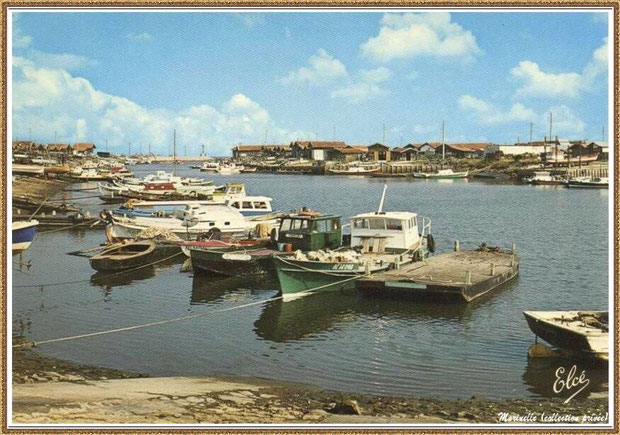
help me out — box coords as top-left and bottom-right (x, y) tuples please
(277, 213), (342, 251)
(226, 196), (273, 216)
(350, 211), (422, 252)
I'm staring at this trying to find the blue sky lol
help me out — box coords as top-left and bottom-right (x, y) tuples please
(12, 10), (610, 155)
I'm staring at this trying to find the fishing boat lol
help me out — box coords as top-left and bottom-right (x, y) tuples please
(566, 177), (609, 189)
(200, 161), (220, 172)
(89, 240), (157, 271)
(186, 211), (342, 276)
(240, 167), (258, 173)
(272, 186), (433, 300)
(545, 151), (599, 165)
(523, 171), (565, 185)
(12, 220), (39, 253)
(412, 168), (468, 179)
(71, 167), (110, 181)
(523, 311), (608, 361)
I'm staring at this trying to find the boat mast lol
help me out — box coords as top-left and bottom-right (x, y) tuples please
(377, 184), (387, 214)
(441, 120), (445, 164)
(173, 129), (177, 176)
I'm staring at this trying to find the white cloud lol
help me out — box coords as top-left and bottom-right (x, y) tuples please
(12, 57), (310, 155)
(331, 67), (391, 103)
(361, 12), (481, 63)
(126, 32), (153, 42)
(28, 49), (98, 71)
(234, 13), (265, 28)
(459, 94), (584, 135)
(511, 39), (608, 99)
(280, 49), (347, 86)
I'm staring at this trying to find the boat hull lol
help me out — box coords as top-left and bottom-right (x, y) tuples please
(566, 182), (608, 189)
(413, 172), (468, 179)
(523, 310), (608, 360)
(12, 221), (39, 253)
(189, 247), (277, 276)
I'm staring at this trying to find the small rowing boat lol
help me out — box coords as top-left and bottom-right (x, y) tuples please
(89, 240), (157, 271)
(523, 310), (608, 361)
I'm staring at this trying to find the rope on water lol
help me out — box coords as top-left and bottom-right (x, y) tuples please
(13, 251), (184, 288)
(38, 221), (99, 234)
(14, 274), (363, 348)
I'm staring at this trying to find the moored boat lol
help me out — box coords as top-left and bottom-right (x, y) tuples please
(329, 165), (380, 175)
(412, 168), (468, 179)
(565, 177), (608, 189)
(12, 220), (39, 253)
(89, 240), (157, 271)
(273, 186), (433, 300)
(523, 171), (565, 185)
(523, 310), (608, 361)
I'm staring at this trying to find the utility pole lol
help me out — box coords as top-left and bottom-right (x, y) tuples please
(382, 123), (386, 144)
(173, 129), (177, 176)
(139, 142), (142, 155)
(441, 120), (446, 163)
(148, 142), (151, 155)
(29, 128), (32, 143)
(201, 143), (205, 157)
(549, 112), (553, 144)
(128, 141), (131, 156)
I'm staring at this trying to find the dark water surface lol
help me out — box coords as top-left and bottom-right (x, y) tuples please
(11, 165), (610, 400)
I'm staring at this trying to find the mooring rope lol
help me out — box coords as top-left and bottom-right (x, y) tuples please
(13, 251), (184, 288)
(37, 221), (99, 234)
(14, 274), (363, 348)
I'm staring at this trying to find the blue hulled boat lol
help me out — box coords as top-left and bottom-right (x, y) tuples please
(12, 220), (39, 254)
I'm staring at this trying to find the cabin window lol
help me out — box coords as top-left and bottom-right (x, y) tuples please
(291, 219), (308, 230)
(315, 220), (328, 232)
(243, 201), (252, 209)
(413, 217), (417, 227)
(209, 222), (215, 226)
(280, 219), (292, 231)
(231, 202), (240, 209)
(254, 201), (268, 209)
(353, 218), (368, 229)
(369, 219), (385, 230)
(332, 219), (340, 230)
(225, 222), (230, 226)
(386, 219), (403, 230)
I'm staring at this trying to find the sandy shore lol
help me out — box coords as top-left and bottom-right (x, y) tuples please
(11, 341), (609, 425)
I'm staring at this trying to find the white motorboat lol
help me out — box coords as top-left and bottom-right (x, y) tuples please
(412, 169), (468, 179)
(329, 164), (380, 175)
(216, 163), (243, 175)
(200, 162), (220, 172)
(523, 171), (565, 185)
(12, 220), (39, 253)
(108, 204), (260, 241)
(566, 177), (609, 189)
(524, 311), (608, 360)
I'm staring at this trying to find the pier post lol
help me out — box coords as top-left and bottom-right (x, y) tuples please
(454, 240), (460, 252)
(490, 263), (495, 276)
(395, 256), (400, 270)
(511, 243), (516, 254)
(465, 270), (472, 285)
(365, 261), (371, 276)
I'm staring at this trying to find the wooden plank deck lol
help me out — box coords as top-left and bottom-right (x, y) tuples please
(356, 249), (519, 302)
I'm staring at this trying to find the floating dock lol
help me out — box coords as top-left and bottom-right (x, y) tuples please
(356, 248), (519, 302)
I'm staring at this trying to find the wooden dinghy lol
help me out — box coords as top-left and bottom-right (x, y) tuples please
(523, 310), (608, 361)
(89, 240), (157, 271)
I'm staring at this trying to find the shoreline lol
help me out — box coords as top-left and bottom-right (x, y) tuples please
(12, 340), (609, 425)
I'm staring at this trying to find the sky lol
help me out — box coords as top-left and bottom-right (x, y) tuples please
(11, 10), (610, 156)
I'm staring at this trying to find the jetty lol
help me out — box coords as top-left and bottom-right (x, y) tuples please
(356, 246), (519, 302)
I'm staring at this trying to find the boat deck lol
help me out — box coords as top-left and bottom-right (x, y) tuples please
(356, 249), (519, 302)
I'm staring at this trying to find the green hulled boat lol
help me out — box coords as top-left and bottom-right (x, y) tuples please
(273, 204), (433, 300)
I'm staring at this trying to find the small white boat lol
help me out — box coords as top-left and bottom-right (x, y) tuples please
(523, 171), (565, 185)
(200, 162), (220, 172)
(566, 177), (608, 189)
(12, 220), (39, 253)
(216, 163), (243, 175)
(524, 311), (608, 361)
(412, 169), (468, 179)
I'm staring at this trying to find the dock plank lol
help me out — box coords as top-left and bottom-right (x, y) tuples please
(356, 249), (519, 302)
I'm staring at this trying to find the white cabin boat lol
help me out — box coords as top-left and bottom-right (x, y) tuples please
(216, 163), (243, 175)
(566, 177), (609, 189)
(109, 204), (258, 240)
(523, 171), (565, 185)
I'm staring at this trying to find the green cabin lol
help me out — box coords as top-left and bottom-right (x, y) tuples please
(276, 213), (342, 252)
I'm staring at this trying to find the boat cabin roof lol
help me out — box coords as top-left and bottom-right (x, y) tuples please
(352, 211), (417, 220)
(281, 213), (340, 221)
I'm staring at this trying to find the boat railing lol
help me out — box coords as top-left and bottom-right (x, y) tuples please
(420, 216), (432, 238)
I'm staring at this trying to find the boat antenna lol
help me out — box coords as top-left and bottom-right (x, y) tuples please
(377, 184), (387, 214)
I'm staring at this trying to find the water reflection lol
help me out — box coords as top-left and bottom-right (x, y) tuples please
(190, 273), (277, 305)
(90, 256), (182, 291)
(522, 358), (608, 399)
(254, 291), (474, 343)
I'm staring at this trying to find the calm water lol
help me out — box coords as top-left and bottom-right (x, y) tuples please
(11, 165), (610, 400)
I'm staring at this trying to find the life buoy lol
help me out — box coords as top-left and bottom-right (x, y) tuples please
(427, 234), (436, 253)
